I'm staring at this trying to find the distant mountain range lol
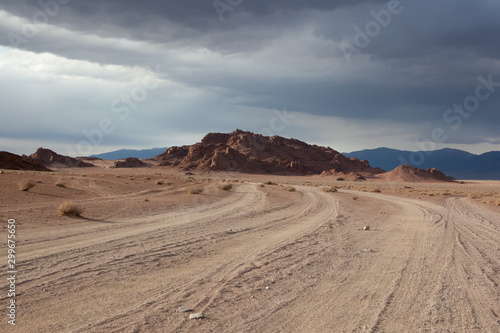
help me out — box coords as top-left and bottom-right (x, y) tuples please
(345, 148), (500, 180)
(90, 147), (168, 160)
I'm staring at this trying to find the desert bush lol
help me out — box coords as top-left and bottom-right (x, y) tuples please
(217, 183), (233, 191)
(143, 177), (151, 181)
(259, 184), (265, 187)
(468, 193), (480, 200)
(55, 179), (66, 188)
(57, 202), (82, 216)
(188, 187), (203, 195)
(351, 196), (358, 200)
(81, 174), (87, 177)
(156, 179), (165, 185)
(265, 181), (277, 185)
(322, 186), (338, 193)
(18, 179), (35, 191)
(371, 188), (381, 193)
(284, 186), (296, 192)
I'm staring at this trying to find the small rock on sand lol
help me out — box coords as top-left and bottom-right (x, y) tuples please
(364, 226), (370, 231)
(189, 312), (205, 320)
(177, 306), (193, 313)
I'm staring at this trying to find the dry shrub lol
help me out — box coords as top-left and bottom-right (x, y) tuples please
(284, 186), (296, 192)
(259, 184), (265, 187)
(217, 183), (233, 191)
(468, 193), (480, 200)
(322, 186), (338, 193)
(371, 188), (381, 193)
(143, 177), (151, 181)
(351, 196), (358, 201)
(57, 202), (82, 216)
(188, 187), (203, 195)
(156, 179), (165, 185)
(18, 179), (35, 191)
(265, 181), (277, 185)
(55, 179), (66, 188)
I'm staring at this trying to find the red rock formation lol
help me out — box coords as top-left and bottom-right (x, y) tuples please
(113, 157), (149, 168)
(155, 129), (385, 175)
(28, 148), (95, 168)
(0, 151), (51, 171)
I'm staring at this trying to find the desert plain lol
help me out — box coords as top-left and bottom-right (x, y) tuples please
(1, 167), (500, 333)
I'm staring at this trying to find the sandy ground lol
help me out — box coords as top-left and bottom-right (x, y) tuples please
(1, 168), (500, 332)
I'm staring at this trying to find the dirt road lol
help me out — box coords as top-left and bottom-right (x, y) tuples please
(2, 183), (500, 332)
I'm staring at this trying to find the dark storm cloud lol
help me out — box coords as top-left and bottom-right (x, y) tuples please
(0, 0), (499, 152)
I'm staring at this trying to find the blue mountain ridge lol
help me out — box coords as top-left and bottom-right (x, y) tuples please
(90, 147), (168, 160)
(344, 148), (500, 180)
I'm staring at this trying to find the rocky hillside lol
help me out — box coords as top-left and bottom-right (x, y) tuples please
(0, 151), (51, 171)
(28, 148), (95, 168)
(154, 130), (384, 176)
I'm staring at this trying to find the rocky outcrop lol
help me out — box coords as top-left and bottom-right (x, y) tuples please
(28, 148), (95, 168)
(0, 151), (51, 171)
(113, 157), (149, 168)
(155, 129), (385, 175)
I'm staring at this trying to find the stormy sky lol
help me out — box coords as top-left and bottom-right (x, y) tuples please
(1, 0), (499, 156)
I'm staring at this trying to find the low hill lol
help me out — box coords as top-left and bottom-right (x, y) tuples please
(377, 164), (453, 182)
(113, 158), (150, 168)
(0, 151), (51, 171)
(28, 148), (95, 168)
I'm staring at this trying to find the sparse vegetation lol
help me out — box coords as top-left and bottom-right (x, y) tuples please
(55, 179), (66, 188)
(156, 179), (165, 185)
(188, 187), (203, 195)
(217, 183), (233, 191)
(351, 196), (358, 200)
(57, 202), (82, 216)
(322, 186), (338, 193)
(143, 177), (151, 181)
(265, 181), (277, 185)
(18, 179), (35, 191)
(371, 188), (381, 193)
(284, 186), (296, 192)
